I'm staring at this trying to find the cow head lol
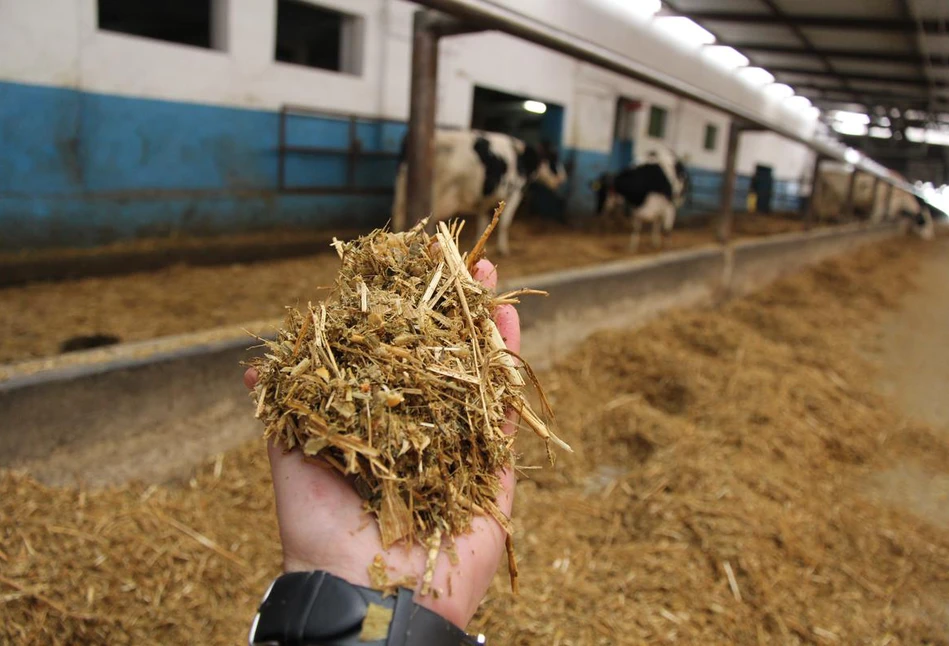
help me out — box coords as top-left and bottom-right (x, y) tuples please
(673, 159), (691, 208)
(525, 141), (568, 191)
(591, 173), (622, 216)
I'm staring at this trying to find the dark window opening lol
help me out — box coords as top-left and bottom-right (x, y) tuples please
(648, 105), (667, 139)
(470, 86), (564, 149)
(704, 123), (718, 151)
(275, 0), (363, 75)
(98, 0), (215, 50)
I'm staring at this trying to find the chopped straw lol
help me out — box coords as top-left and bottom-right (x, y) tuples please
(5, 237), (949, 644)
(251, 216), (569, 575)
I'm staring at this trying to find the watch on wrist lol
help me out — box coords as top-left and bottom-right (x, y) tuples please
(248, 570), (487, 646)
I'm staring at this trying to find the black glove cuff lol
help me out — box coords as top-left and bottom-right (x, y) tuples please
(248, 570), (485, 646)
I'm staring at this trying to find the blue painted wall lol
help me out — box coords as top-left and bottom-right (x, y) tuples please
(564, 148), (612, 216)
(561, 151), (799, 220)
(0, 80), (402, 250)
(1, 80), (801, 251)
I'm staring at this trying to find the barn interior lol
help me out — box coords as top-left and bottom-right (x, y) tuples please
(3, 1), (949, 644)
(671, 0), (949, 190)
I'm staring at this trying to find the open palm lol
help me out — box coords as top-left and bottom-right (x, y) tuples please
(243, 259), (518, 629)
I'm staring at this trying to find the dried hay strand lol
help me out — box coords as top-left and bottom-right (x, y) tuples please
(4, 236), (949, 645)
(250, 215), (568, 555)
(0, 444), (282, 645)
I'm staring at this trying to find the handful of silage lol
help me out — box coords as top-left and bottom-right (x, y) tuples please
(251, 216), (569, 557)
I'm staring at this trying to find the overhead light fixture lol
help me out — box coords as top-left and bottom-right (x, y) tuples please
(802, 106), (821, 120)
(832, 122), (868, 137)
(868, 127), (892, 139)
(831, 110), (870, 125)
(766, 83), (795, 99)
(702, 45), (748, 69)
(844, 148), (861, 165)
(784, 95), (812, 111)
(523, 100), (547, 114)
(906, 126), (949, 146)
(738, 66), (775, 85)
(654, 16), (716, 46)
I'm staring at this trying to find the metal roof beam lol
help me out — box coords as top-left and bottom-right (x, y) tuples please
(686, 13), (941, 32)
(730, 43), (941, 65)
(797, 84), (940, 98)
(797, 87), (947, 105)
(770, 66), (947, 88)
(808, 98), (943, 113)
(746, 0), (877, 115)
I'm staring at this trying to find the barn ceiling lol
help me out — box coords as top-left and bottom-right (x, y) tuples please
(663, 0), (949, 182)
(663, 0), (949, 121)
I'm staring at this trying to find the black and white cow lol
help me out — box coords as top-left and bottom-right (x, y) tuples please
(392, 130), (567, 255)
(901, 194), (936, 240)
(593, 148), (690, 252)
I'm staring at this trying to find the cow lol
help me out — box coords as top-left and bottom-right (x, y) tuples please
(900, 195), (936, 241)
(391, 130), (568, 256)
(592, 147), (690, 252)
(812, 164), (922, 224)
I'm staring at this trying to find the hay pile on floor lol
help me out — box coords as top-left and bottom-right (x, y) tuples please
(251, 218), (565, 566)
(0, 214), (820, 365)
(4, 237), (949, 645)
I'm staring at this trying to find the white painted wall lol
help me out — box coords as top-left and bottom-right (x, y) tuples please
(738, 132), (814, 181)
(0, 0), (819, 179)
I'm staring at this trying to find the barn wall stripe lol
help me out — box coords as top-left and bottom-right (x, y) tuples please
(0, 80), (782, 250)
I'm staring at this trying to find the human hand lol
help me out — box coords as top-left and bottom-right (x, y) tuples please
(242, 259), (518, 629)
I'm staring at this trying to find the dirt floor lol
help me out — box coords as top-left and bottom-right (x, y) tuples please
(864, 236), (949, 530)
(0, 212), (813, 365)
(3, 234), (949, 644)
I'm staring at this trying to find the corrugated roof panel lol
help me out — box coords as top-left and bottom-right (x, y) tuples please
(669, 0), (768, 11)
(802, 28), (914, 49)
(705, 22), (801, 44)
(922, 34), (949, 56)
(831, 60), (923, 76)
(749, 52), (826, 69)
(772, 0), (901, 18)
(912, 0), (949, 18)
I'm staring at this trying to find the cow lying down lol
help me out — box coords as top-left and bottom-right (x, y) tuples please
(392, 130), (567, 255)
(592, 149), (690, 252)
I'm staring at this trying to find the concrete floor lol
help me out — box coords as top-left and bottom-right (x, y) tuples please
(869, 235), (949, 529)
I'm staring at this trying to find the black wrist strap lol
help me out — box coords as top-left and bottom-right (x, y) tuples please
(248, 570), (484, 646)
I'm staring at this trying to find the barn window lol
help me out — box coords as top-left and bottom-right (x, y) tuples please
(97, 0), (220, 50)
(704, 123), (718, 151)
(275, 1), (364, 75)
(648, 106), (668, 139)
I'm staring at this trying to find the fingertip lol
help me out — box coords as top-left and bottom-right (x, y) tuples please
(473, 259), (498, 290)
(244, 367), (258, 390)
(494, 304), (521, 355)
(497, 467), (516, 516)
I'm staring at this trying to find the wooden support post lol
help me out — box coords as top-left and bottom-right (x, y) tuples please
(804, 154), (824, 230)
(869, 174), (882, 221)
(843, 169), (859, 221)
(400, 11), (482, 231)
(716, 121), (742, 243)
(401, 11), (441, 231)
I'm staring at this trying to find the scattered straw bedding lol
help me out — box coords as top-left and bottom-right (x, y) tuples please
(0, 213), (811, 365)
(5, 237), (948, 645)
